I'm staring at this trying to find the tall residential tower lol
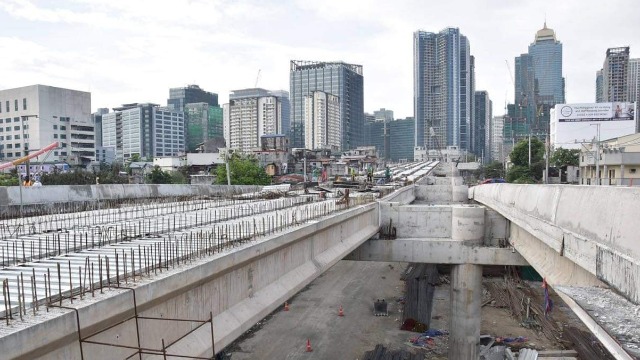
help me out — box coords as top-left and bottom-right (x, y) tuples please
(290, 60), (364, 151)
(413, 28), (473, 151)
(223, 88), (289, 154)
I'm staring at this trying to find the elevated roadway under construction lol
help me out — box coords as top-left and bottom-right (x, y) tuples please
(0, 161), (639, 359)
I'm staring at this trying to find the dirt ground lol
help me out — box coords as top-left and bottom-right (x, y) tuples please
(224, 261), (573, 359)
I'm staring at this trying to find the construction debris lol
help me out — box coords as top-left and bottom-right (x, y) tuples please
(362, 344), (422, 360)
(484, 274), (614, 360)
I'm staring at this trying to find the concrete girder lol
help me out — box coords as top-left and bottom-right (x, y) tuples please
(346, 239), (528, 266)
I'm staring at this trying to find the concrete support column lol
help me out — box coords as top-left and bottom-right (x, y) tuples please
(620, 164), (625, 185)
(449, 263), (483, 359)
(449, 205), (484, 359)
(451, 206), (485, 244)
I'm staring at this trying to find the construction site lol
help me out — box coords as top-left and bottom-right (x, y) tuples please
(0, 161), (634, 359)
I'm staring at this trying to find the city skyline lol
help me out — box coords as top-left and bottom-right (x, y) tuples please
(0, 0), (639, 119)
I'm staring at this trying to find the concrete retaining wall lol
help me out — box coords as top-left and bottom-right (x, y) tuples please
(470, 184), (640, 304)
(4, 203), (378, 360)
(0, 184), (261, 217)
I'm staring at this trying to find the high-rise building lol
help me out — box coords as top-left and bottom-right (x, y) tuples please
(511, 23), (564, 137)
(414, 28), (473, 151)
(596, 70), (604, 103)
(167, 84), (218, 111)
(184, 103), (223, 152)
(92, 107), (109, 148)
(364, 120), (386, 159)
(373, 108), (394, 122)
(628, 58), (640, 105)
(102, 103), (184, 161)
(473, 91), (492, 161)
(0, 85), (94, 164)
(304, 91), (341, 150)
(167, 85), (222, 152)
(389, 117), (415, 162)
(224, 88), (288, 154)
(490, 116), (504, 162)
(601, 47), (630, 102)
(290, 60), (364, 150)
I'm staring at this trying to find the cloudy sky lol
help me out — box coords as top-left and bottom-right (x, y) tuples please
(1, 0), (639, 119)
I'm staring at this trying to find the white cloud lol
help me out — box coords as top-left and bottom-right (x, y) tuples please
(0, 0), (639, 119)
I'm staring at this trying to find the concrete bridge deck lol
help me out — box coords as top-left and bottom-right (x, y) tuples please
(2, 163), (640, 359)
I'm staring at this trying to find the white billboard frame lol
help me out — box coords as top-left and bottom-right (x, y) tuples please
(555, 102), (636, 122)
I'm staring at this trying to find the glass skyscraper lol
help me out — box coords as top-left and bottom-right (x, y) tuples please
(512, 23), (564, 136)
(414, 28), (473, 151)
(289, 60), (364, 150)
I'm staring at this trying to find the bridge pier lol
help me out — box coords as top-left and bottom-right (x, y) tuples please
(449, 263), (482, 359)
(448, 206), (484, 359)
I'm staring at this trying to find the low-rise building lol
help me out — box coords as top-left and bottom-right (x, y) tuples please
(579, 132), (640, 185)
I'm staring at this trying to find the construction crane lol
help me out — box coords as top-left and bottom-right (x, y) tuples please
(254, 69), (261, 88)
(0, 142), (59, 171)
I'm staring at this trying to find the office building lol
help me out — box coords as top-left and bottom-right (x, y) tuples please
(167, 85), (222, 152)
(224, 88), (288, 154)
(474, 91), (492, 161)
(373, 108), (394, 122)
(389, 117), (415, 162)
(102, 103), (184, 161)
(184, 103), (223, 152)
(364, 120), (386, 159)
(92, 107), (109, 148)
(364, 116), (415, 162)
(511, 23), (564, 137)
(168, 84), (218, 111)
(600, 47), (630, 102)
(290, 60), (364, 150)
(414, 28), (473, 151)
(304, 90), (341, 150)
(0, 84), (94, 164)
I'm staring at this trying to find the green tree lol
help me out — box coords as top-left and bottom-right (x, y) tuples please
(0, 172), (19, 186)
(41, 168), (95, 185)
(510, 138), (544, 167)
(507, 138), (545, 182)
(478, 161), (505, 179)
(215, 154), (271, 185)
(146, 166), (173, 184)
(551, 147), (579, 167)
(93, 162), (128, 184)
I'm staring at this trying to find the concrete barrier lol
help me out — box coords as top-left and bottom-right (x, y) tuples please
(470, 184), (640, 304)
(0, 184), (261, 217)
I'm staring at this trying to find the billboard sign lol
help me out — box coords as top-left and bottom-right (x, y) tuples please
(556, 102), (635, 122)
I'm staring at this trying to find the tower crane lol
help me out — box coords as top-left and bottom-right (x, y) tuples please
(254, 69), (261, 88)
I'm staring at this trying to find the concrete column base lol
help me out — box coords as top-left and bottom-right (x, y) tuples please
(448, 263), (482, 360)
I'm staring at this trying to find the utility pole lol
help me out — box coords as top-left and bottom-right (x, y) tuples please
(544, 134), (550, 184)
(303, 149), (307, 183)
(528, 133), (532, 166)
(590, 124), (601, 185)
(225, 149), (232, 186)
